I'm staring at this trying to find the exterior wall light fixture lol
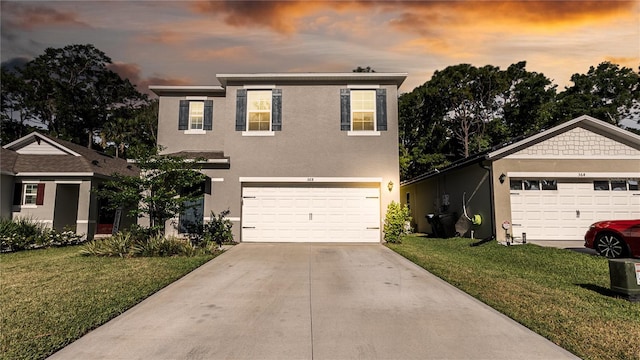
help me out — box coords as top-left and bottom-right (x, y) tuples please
(387, 181), (394, 192)
(499, 173), (506, 184)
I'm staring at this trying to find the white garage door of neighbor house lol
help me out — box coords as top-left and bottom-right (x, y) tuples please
(510, 179), (640, 241)
(241, 187), (381, 242)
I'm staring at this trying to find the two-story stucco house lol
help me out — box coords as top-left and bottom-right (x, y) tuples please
(150, 72), (407, 242)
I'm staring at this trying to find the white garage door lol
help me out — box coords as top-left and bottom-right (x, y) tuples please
(241, 186), (380, 242)
(510, 179), (640, 240)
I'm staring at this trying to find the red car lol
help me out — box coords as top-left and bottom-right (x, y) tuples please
(584, 220), (640, 258)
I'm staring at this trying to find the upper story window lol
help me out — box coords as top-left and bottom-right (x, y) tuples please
(247, 91), (272, 131)
(236, 89), (282, 135)
(188, 101), (204, 130)
(179, 100), (213, 133)
(340, 88), (387, 135)
(351, 90), (376, 131)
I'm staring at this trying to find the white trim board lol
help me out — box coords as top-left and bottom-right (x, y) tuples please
(239, 177), (383, 183)
(507, 172), (640, 179)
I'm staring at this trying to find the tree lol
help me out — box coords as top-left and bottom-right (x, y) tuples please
(556, 62), (639, 125)
(17, 44), (145, 147)
(353, 66), (376, 73)
(100, 99), (158, 158)
(398, 84), (450, 180)
(501, 61), (557, 139)
(97, 149), (206, 230)
(1, 66), (37, 143)
(429, 64), (506, 158)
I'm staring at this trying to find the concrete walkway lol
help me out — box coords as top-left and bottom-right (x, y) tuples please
(49, 244), (578, 360)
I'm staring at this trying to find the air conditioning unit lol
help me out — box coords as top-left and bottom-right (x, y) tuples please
(608, 259), (640, 302)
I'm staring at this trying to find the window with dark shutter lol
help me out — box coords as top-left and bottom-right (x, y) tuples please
(376, 89), (387, 131)
(36, 183), (45, 205)
(204, 100), (213, 131)
(272, 89), (282, 131)
(179, 100), (189, 130)
(340, 89), (350, 131)
(236, 89), (247, 131)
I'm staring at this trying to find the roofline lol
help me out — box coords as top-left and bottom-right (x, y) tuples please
(216, 72), (408, 87)
(3, 132), (82, 157)
(149, 85), (225, 96)
(488, 115), (640, 159)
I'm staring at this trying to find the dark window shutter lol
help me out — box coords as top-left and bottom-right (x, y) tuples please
(340, 89), (350, 131)
(204, 100), (213, 131)
(36, 183), (45, 205)
(235, 89), (247, 131)
(272, 89), (282, 131)
(13, 183), (22, 205)
(376, 88), (387, 131)
(179, 100), (189, 130)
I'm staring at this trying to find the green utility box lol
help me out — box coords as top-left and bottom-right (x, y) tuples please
(608, 258), (640, 302)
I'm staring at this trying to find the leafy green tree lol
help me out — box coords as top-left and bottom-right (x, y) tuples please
(556, 62), (639, 125)
(502, 61), (557, 139)
(17, 44), (145, 147)
(428, 64), (506, 158)
(100, 99), (158, 158)
(353, 66), (376, 73)
(97, 149), (206, 230)
(1, 66), (37, 143)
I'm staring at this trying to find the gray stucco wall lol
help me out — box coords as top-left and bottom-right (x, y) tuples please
(401, 163), (493, 239)
(157, 82), (401, 241)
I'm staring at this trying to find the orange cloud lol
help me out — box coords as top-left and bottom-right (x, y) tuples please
(387, 1), (636, 35)
(1, 2), (89, 30)
(604, 56), (640, 69)
(187, 46), (251, 61)
(190, 1), (369, 35)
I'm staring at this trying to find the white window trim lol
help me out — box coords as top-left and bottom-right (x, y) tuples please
(242, 131), (275, 137)
(184, 129), (206, 135)
(348, 131), (380, 136)
(348, 84), (380, 89)
(350, 89), (377, 133)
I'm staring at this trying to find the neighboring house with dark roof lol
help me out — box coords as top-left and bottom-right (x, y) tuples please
(150, 72), (407, 242)
(1, 132), (139, 239)
(400, 115), (640, 243)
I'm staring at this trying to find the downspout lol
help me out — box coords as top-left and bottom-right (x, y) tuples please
(479, 160), (496, 241)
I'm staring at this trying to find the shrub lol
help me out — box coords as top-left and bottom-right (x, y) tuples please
(383, 201), (412, 244)
(79, 232), (134, 257)
(131, 235), (197, 257)
(183, 210), (234, 248)
(0, 217), (85, 252)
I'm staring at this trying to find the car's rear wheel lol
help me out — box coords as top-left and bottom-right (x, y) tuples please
(595, 233), (628, 259)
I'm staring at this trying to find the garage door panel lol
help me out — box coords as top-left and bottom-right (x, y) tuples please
(511, 180), (640, 241)
(242, 186), (380, 242)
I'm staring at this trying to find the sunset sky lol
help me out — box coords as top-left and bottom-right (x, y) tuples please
(1, 1), (638, 95)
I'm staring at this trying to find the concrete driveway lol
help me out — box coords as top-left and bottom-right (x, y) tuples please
(50, 243), (578, 360)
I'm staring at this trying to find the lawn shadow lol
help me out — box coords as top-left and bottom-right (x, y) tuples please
(577, 283), (620, 298)
(470, 236), (494, 247)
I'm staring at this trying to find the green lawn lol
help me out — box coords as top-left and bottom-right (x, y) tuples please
(0, 246), (216, 360)
(387, 236), (640, 360)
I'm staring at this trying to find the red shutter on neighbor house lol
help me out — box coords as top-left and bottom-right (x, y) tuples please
(35, 183), (45, 205)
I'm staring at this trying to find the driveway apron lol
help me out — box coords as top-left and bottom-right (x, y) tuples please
(49, 243), (578, 360)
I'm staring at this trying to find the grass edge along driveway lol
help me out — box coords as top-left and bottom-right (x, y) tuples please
(387, 236), (640, 360)
(0, 246), (216, 360)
